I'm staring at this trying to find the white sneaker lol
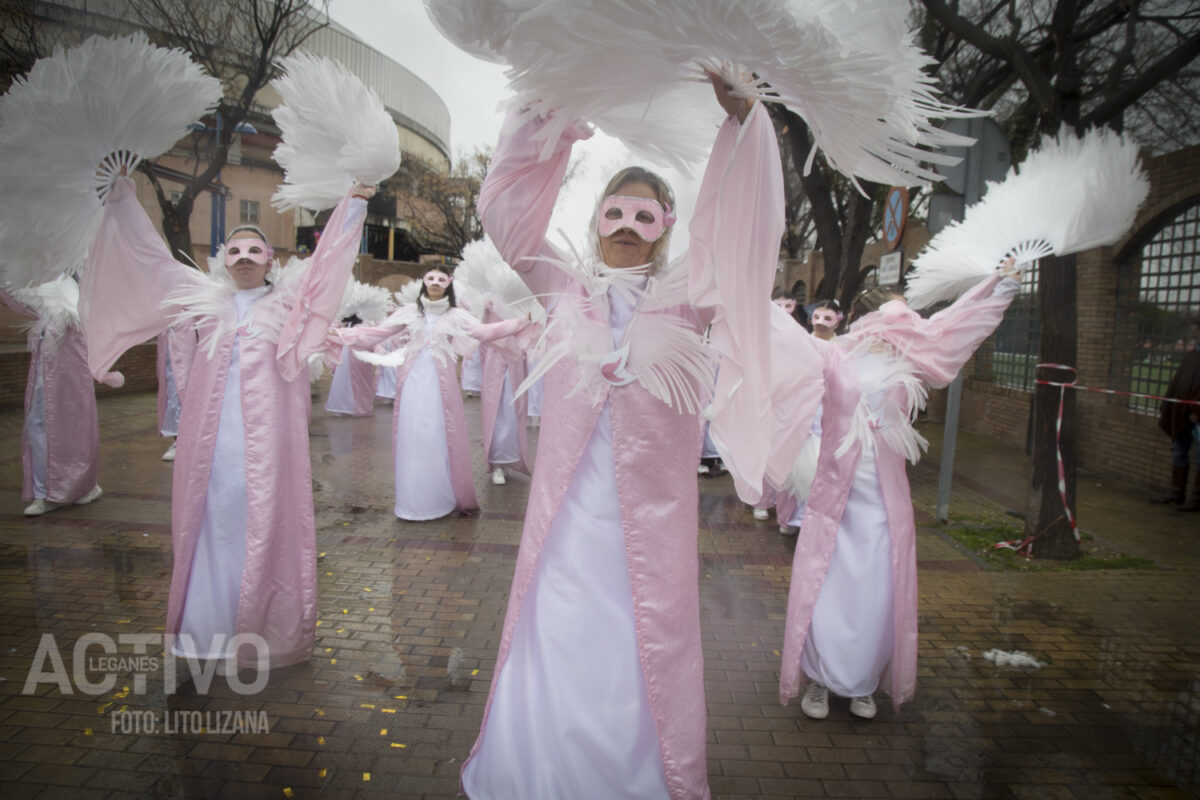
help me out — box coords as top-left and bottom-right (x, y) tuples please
(162, 441), (176, 461)
(801, 683), (829, 720)
(697, 463), (710, 475)
(752, 508), (769, 521)
(491, 467), (506, 485)
(75, 485), (103, 506)
(850, 694), (877, 719)
(23, 498), (60, 516)
(779, 525), (798, 536)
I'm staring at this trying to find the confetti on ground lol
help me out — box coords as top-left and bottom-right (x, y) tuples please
(381, 708), (396, 714)
(330, 659), (337, 665)
(318, 768), (327, 778)
(355, 675), (364, 682)
(471, 669), (479, 676)
(317, 737), (325, 745)
(363, 587), (372, 592)
(84, 728), (93, 736)
(97, 703), (112, 714)
(113, 687), (130, 699)
(982, 649), (1045, 668)
(283, 789), (294, 798)
(342, 609), (348, 614)
(394, 695), (407, 700)
(315, 709), (325, 716)
(362, 773), (370, 782)
(390, 742), (406, 749)
(380, 728), (388, 736)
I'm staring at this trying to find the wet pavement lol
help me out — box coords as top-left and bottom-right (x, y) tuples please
(0, 383), (1197, 799)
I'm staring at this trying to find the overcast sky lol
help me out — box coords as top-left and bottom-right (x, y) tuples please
(325, 0), (701, 256)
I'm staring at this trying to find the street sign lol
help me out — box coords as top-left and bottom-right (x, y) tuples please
(879, 250), (902, 285)
(882, 186), (909, 250)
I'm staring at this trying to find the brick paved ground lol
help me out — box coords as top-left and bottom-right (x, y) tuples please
(0, 382), (1197, 799)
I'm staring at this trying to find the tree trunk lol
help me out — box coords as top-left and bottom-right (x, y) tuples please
(1025, 252), (1080, 559)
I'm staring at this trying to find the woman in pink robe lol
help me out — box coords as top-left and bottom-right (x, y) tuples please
(1, 279), (107, 516)
(478, 298), (533, 485)
(324, 316), (377, 417)
(336, 268), (530, 521)
(80, 175), (371, 669)
(461, 75), (784, 800)
(780, 267), (1021, 720)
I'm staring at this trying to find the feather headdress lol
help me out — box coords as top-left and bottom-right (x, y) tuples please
(453, 237), (546, 323)
(425, 0), (974, 184)
(0, 32), (222, 287)
(905, 127), (1149, 309)
(270, 52), (402, 211)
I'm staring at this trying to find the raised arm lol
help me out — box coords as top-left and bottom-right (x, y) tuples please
(334, 306), (414, 350)
(478, 109), (592, 299)
(79, 177), (203, 383)
(275, 187), (371, 380)
(686, 77), (787, 504)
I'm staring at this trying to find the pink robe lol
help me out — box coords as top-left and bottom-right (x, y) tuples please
(324, 343), (376, 416)
(80, 176), (367, 668)
(478, 302), (531, 475)
(780, 273), (1019, 710)
(463, 101), (784, 800)
(0, 293), (100, 504)
(337, 304), (529, 517)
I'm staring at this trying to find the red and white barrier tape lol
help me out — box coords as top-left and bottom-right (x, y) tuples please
(994, 363), (1199, 557)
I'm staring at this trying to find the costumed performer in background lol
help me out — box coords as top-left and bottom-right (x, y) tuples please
(1, 276), (109, 516)
(780, 260), (1021, 721)
(156, 323), (196, 460)
(334, 267), (531, 521)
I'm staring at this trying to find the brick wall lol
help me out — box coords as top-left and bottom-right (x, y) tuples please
(0, 342), (157, 411)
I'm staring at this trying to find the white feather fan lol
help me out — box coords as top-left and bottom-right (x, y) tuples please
(338, 279), (392, 325)
(424, 0), (974, 183)
(0, 33), (222, 287)
(905, 127), (1149, 309)
(10, 274), (81, 339)
(453, 237), (546, 323)
(394, 279), (423, 307)
(270, 52), (402, 211)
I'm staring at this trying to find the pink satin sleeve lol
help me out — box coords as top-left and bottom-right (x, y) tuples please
(478, 110), (592, 298)
(334, 311), (410, 350)
(275, 194), (368, 381)
(79, 177), (201, 382)
(850, 272), (1018, 389)
(686, 102), (787, 504)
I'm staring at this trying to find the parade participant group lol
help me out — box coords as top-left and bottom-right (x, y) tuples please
(0, 3), (1154, 799)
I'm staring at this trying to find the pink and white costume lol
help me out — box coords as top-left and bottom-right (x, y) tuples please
(324, 342), (376, 416)
(337, 300), (528, 521)
(478, 300), (532, 475)
(1, 283), (104, 505)
(80, 176), (367, 667)
(461, 101), (783, 800)
(779, 273), (1020, 710)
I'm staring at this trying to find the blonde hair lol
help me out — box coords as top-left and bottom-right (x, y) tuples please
(591, 166), (676, 272)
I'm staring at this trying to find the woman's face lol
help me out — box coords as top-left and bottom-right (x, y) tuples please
(423, 270), (450, 300)
(226, 231), (271, 290)
(773, 297), (797, 314)
(598, 180), (659, 270)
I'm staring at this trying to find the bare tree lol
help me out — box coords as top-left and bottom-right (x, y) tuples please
(0, 0), (48, 90)
(919, 0), (1200, 558)
(126, 0), (330, 260)
(394, 147), (493, 260)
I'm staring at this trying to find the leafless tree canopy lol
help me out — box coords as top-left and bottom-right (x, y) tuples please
(124, 0), (331, 258)
(394, 148), (493, 261)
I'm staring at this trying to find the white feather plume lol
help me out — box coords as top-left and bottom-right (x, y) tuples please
(10, 274), (80, 339)
(425, 0), (975, 183)
(270, 52), (402, 211)
(905, 127), (1149, 309)
(394, 280), (423, 306)
(0, 32), (222, 287)
(453, 237), (546, 323)
(338, 279), (392, 325)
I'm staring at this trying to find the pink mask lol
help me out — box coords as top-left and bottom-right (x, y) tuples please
(423, 272), (451, 289)
(773, 298), (797, 314)
(597, 195), (675, 243)
(225, 238), (271, 267)
(811, 309), (842, 328)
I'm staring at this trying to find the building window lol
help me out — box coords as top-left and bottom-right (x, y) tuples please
(239, 199), (260, 224)
(987, 260), (1040, 391)
(1112, 202), (1200, 413)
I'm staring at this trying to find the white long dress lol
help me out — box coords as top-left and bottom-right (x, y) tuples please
(462, 281), (670, 800)
(174, 285), (265, 660)
(324, 344), (361, 414)
(798, 352), (895, 697)
(393, 310), (457, 521)
(486, 372), (522, 466)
